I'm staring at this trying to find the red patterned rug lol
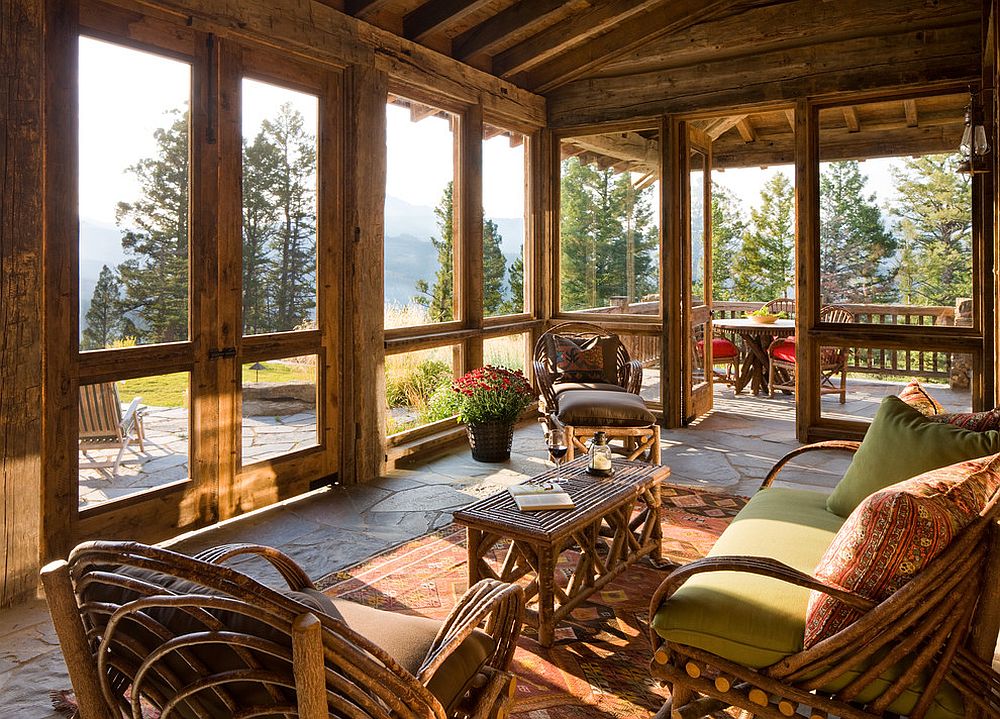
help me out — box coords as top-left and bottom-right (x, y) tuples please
(316, 485), (746, 719)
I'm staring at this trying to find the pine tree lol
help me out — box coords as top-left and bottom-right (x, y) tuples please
(819, 161), (897, 303)
(242, 131), (281, 334)
(82, 264), (125, 350)
(415, 182), (455, 322)
(889, 153), (971, 306)
(260, 103), (317, 332)
(559, 158), (657, 310)
(505, 248), (525, 314)
(710, 182), (747, 301)
(482, 218), (508, 316)
(733, 172), (795, 302)
(116, 109), (190, 343)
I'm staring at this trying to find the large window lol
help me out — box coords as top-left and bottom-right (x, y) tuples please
(558, 130), (660, 316)
(241, 79), (319, 336)
(384, 96), (458, 329)
(79, 37), (191, 350)
(482, 125), (527, 317)
(385, 345), (459, 435)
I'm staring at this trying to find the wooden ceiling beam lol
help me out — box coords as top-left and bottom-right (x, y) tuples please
(548, 25), (978, 127)
(784, 108), (796, 131)
(453, 0), (587, 61)
(403, 0), (495, 43)
(567, 132), (659, 167)
(525, 0), (744, 93)
(703, 115), (747, 140)
(346, 0), (395, 19)
(904, 99), (919, 127)
(736, 117), (757, 143)
(843, 106), (861, 132)
(491, 0), (662, 78)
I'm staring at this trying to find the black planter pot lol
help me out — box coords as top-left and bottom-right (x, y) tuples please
(465, 421), (515, 462)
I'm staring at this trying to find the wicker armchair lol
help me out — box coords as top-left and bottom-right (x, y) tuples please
(648, 442), (1000, 719)
(533, 322), (658, 463)
(42, 541), (523, 719)
(769, 305), (855, 403)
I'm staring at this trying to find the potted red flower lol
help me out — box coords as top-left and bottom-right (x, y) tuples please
(450, 366), (534, 462)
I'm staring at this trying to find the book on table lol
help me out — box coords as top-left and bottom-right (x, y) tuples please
(508, 483), (575, 511)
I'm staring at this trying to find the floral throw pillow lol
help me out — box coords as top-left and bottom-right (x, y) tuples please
(552, 335), (609, 383)
(928, 408), (1000, 432)
(804, 453), (1000, 648)
(897, 379), (945, 416)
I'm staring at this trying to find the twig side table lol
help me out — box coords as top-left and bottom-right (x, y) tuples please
(453, 457), (670, 647)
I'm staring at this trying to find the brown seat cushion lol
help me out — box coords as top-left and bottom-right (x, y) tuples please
(552, 381), (625, 395)
(556, 389), (655, 427)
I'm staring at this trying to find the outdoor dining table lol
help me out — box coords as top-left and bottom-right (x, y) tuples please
(712, 318), (796, 395)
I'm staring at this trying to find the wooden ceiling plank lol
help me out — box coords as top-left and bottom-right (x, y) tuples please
(403, 0), (495, 42)
(347, 0), (395, 19)
(843, 106), (861, 132)
(526, 0), (744, 93)
(491, 0), (662, 78)
(904, 98), (919, 127)
(736, 117), (757, 143)
(454, 0), (586, 61)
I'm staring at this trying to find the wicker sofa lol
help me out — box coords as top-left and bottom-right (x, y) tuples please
(649, 396), (1000, 719)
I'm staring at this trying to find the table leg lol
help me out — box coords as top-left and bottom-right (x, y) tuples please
(467, 528), (483, 588)
(536, 546), (556, 647)
(743, 336), (771, 395)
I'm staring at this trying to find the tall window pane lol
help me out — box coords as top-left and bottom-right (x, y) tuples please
(242, 79), (319, 336)
(384, 96), (457, 328)
(79, 37), (191, 350)
(559, 130), (660, 316)
(483, 125), (527, 317)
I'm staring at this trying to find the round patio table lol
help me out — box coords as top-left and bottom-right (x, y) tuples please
(712, 318), (795, 395)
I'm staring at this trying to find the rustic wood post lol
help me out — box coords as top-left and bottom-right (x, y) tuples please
(457, 101), (484, 372)
(340, 63), (388, 484)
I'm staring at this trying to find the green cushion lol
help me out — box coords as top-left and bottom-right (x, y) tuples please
(651, 487), (843, 668)
(826, 396), (1000, 517)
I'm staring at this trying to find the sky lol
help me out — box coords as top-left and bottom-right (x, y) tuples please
(79, 34), (922, 248)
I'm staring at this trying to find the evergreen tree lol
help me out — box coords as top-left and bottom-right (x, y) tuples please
(504, 248), (525, 314)
(242, 131), (281, 334)
(260, 103), (317, 332)
(482, 218), (507, 316)
(116, 109), (190, 343)
(889, 153), (971, 305)
(82, 264), (125, 350)
(559, 158), (657, 310)
(710, 182), (747, 301)
(733, 172), (795, 302)
(819, 161), (897, 303)
(415, 182), (455, 321)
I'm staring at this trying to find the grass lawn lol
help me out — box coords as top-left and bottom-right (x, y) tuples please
(117, 362), (315, 407)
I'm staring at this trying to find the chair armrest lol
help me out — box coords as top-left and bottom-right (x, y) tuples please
(193, 543), (316, 591)
(624, 359), (643, 395)
(533, 360), (557, 412)
(120, 396), (144, 434)
(759, 440), (861, 490)
(417, 579), (524, 683)
(647, 555), (876, 647)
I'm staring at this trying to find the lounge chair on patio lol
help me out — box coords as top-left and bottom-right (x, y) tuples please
(534, 322), (660, 463)
(41, 541), (523, 719)
(78, 381), (146, 477)
(768, 305), (855, 402)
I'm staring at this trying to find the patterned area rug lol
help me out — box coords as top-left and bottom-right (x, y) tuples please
(316, 485), (746, 719)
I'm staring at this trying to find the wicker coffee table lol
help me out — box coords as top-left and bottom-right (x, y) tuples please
(453, 457), (670, 647)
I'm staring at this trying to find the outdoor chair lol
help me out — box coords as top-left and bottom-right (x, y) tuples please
(695, 335), (741, 387)
(41, 540), (523, 719)
(533, 322), (660, 463)
(762, 297), (796, 318)
(648, 420), (1000, 719)
(768, 305), (855, 403)
(79, 381), (146, 477)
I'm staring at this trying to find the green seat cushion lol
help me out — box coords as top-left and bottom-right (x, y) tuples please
(651, 487), (843, 668)
(826, 396), (1000, 517)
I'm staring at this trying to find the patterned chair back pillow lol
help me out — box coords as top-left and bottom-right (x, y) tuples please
(548, 334), (620, 386)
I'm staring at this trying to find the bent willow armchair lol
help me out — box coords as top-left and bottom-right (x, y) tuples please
(42, 541), (523, 719)
(648, 442), (1000, 719)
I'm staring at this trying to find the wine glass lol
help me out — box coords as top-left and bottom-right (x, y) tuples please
(547, 427), (569, 484)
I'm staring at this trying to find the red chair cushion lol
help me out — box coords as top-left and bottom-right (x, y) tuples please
(696, 337), (739, 360)
(770, 338), (796, 363)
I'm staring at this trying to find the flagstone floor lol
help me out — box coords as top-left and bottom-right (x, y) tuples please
(4, 378), (983, 716)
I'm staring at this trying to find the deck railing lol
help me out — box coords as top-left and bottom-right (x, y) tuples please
(580, 298), (969, 385)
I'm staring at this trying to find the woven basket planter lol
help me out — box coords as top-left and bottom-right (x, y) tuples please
(466, 421), (515, 462)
